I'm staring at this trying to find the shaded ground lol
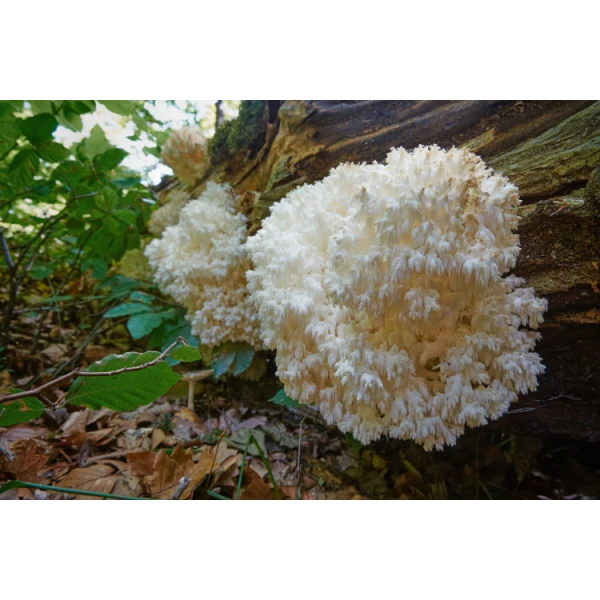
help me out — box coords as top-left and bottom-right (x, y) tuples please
(2, 374), (600, 500)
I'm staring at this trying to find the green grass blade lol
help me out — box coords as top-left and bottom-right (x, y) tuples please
(235, 433), (282, 500)
(235, 434), (252, 499)
(0, 480), (151, 500)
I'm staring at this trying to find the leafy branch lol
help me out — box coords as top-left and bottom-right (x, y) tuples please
(0, 336), (189, 404)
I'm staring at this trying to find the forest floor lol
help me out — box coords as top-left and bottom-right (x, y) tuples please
(2, 289), (600, 500)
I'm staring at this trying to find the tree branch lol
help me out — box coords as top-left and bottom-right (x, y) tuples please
(0, 227), (14, 270)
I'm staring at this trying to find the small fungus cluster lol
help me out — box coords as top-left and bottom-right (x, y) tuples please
(145, 182), (262, 348)
(160, 126), (210, 185)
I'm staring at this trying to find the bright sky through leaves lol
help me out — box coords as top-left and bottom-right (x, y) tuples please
(54, 101), (239, 185)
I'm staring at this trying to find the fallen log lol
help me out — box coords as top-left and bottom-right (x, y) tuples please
(211, 100), (600, 441)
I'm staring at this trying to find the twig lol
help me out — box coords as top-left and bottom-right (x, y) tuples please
(0, 336), (188, 403)
(0, 227), (14, 269)
(172, 476), (190, 500)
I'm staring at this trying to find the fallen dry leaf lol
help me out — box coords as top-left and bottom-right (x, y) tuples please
(149, 445), (231, 500)
(57, 427), (115, 449)
(248, 458), (268, 480)
(151, 428), (165, 449)
(239, 467), (279, 500)
(0, 425), (48, 451)
(0, 487), (36, 500)
(41, 343), (68, 363)
(127, 451), (156, 478)
(60, 410), (89, 435)
(172, 407), (206, 441)
(58, 464), (118, 499)
(0, 439), (49, 482)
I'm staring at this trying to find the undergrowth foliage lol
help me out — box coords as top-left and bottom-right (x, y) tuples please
(1, 101), (267, 438)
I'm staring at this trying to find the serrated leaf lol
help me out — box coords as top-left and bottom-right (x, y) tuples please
(127, 312), (163, 339)
(268, 389), (302, 409)
(96, 186), (119, 211)
(230, 344), (255, 376)
(37, 141), (70, 163)
(114, 208), (137, 225)
(8, 148), (38, 188)
(0, 390), (45, 426)
(83, 124), (110, 160)
(94, 147), (127, 172)
(19, 113), (58, 145)
(99, 100), (136, 116)
(66, 351), (182, 411)
(170, 346), (202, 362)
(104, 302), (154, 318)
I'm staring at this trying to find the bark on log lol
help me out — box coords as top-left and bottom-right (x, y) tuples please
(212, 100), (600, 442)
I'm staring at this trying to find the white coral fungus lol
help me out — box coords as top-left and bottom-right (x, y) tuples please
(148, 189), (190, 236)
(246, 145), (548, 450)
(161, 127), (209, 185)
(145, 182), (262, 348)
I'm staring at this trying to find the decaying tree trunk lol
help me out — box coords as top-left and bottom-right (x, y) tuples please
(210, 100), (600, 442)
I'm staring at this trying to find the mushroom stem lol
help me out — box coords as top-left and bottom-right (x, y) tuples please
(181, 370), (214, 412)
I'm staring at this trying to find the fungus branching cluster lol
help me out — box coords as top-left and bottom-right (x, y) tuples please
(148, 189), (190, 237)
(160, 126), (210, 185)
(145, 182), (262, 348)
(246, 146), (547, 449)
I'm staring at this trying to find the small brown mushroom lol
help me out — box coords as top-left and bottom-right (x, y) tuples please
(181, 370), (214, 411)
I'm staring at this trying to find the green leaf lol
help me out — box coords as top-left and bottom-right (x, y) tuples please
(99, 101), (136, 116)
(28, 100), (55, 114)
(0, 391), (45, 426)
(66, 351), (182, 411)
(155, 308), (179, 322)
(132, 112), (149, 132)
(8, 148), (38, 188)
(94, 147), (127, 172)
(29, 264), (54, 280)
(129, 291), (155, 304)
(268, 389), (302, 409)
(57, 108), (83, 132)
(104, 302), (154, 318)
(211, 348), (236, 378)
(96, 186), (119, 212)
(0, 101), (20, 119)
(344, 432), (363, 450)
(65, 100), (96, 115)
(170, 346), (202, 362)
(82, 257), (108, 279)
(113, 208), (137, 226)
(230, 344), (255, 376)
(127, 312), (163, 339)
(37, 141), (70, 163)
(83, 124), (110, 160)
(145, 146), (161, 158)
(112, 176), (140, 189)
(19, 113), (58, 145)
